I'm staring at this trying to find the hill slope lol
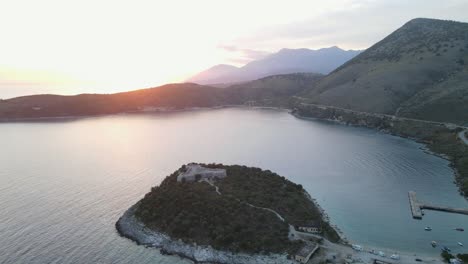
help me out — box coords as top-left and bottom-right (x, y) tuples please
(0, 73), (323, 120)
(225, 73), (323, 106)
(301, 18), (468, 124)
(188, 47), (360, 85)
(0, 83), (228, 119)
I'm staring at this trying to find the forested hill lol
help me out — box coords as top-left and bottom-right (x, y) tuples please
(0, 83), (226, 119)
(132, 164), (339, 254)
(0, 73), (321, 120)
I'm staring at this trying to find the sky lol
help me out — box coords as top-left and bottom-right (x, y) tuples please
(1, 0), (468, 98)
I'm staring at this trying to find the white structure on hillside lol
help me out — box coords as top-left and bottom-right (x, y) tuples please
(294, 242), (319, 263)
(297, 226), (321, 234)
(177, 163), (227, 182)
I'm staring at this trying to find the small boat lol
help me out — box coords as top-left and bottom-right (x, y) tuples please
(431, 241), (437, 247)
(455, 228), (465, 232)
(442, 246), (451, 252)
(458, 242), (464, 247)
(425, 227), (432, 231)
(352, 244), (363, 251)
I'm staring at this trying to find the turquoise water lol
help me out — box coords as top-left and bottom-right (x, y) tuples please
(0, 108), (467, 263)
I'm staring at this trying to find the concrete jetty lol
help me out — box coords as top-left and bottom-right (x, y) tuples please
(408, 191), (423, 219)
(408, 191), (468, 219)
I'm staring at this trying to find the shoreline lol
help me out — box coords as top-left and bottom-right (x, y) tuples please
(116, 202), (295, 264)
(0, 105), (291, 123)
(291, 109), (467, 200)
(117, 201), (444, 264)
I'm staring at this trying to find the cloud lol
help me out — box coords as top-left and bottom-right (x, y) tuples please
(227, 0), (468, 50)
(0, 67), (95, 98)
(217, 45), (271, 65)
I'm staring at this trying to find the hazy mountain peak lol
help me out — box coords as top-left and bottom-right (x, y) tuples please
(188, 46), (361, 85)
(319, 46), (341, 51)
(208, 64), (239, 70)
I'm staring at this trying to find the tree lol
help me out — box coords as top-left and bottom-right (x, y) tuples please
(195, 174), (202, 181)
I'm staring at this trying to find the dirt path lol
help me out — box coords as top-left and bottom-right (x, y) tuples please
(202, 179), (286, 222)
(458, 130), (468, 145)
(201, 179), (301, 240)
(201, 179), (222, 195)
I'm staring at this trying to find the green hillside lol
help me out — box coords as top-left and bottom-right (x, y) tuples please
(302, 18), (468, 124)
(225, 73), (323, 106)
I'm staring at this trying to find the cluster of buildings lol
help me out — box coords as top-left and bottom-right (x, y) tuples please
(293, 242), (319, 263)
(177, 163), (227, 182)
(292, 222), (323, 263)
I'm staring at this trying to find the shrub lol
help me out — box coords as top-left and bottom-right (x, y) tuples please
(441, 251), (454, 262)
(195, 174), (202, 181)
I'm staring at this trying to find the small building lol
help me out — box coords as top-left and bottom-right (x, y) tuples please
(298, 226), (321, 234)
(297, 221), (322, 234)
(177, 163), (227, 182)
(294, 242), (319, 263)
(450, 258), (462, 264)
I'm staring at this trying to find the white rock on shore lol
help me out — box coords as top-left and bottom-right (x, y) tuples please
(116, 202), (296, 264)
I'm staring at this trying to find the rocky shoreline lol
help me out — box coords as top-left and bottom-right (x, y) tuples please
(116, 202), (295, 264)
(292, 103), (468, 199)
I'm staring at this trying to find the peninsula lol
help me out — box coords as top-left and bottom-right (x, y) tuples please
(116, 163), (339, 263)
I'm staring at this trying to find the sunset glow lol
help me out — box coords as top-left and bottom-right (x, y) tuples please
(1, 0), (467, 98)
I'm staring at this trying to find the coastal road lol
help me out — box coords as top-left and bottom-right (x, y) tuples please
(292, 96), (468, 135)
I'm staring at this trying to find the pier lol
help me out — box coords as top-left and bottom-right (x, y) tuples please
(408, 191), (423, 219)
(408, 191), (468, 219)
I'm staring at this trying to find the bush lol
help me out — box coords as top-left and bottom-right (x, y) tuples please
(441, 251), (454, 262)
(195, 174), (202, 181)
(457, 254), (468, 262)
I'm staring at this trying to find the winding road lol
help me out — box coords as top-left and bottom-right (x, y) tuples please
(291, 96), (468, 146)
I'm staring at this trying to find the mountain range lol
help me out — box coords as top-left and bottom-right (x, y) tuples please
(187, 47), (361, 85)
(1, 18), (467, 125)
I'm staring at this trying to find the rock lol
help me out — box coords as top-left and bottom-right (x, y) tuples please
(116, 203), (295, 264)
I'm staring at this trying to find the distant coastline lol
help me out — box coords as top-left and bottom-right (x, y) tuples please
(2, 104), (466, 199)
(0, 105), (289, 123)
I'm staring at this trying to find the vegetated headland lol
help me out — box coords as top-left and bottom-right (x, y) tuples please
(117, 164), (446, 264)
(116, 163), (339, 264)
